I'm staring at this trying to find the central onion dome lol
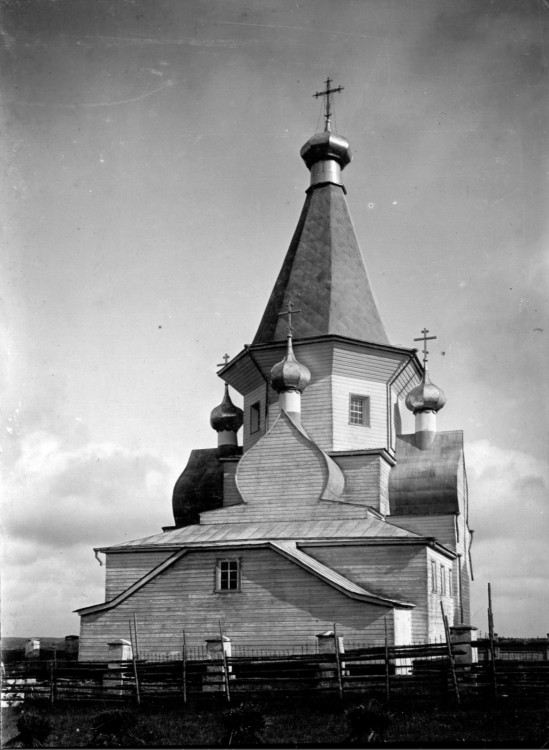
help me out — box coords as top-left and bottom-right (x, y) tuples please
(270, 337), (311, 393)
(405, 369), (446, 414)
(210, 383), (244, 432)
(300, 131), (352, 171)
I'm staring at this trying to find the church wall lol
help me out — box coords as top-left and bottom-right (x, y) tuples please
(379, 460), (391, 515)
(388, 515), (457, 550)
(332, 375), (387, 451)
(331, 453), (381, 508)
(243, 382), (267, 452)
(300, 544), (427, 642)
(222, 459), (241, 507)
(105, 550), (175, 601)
(427, 548), (456, 640)
(332, 344), (405, 383)
(79, 547), (394, 660)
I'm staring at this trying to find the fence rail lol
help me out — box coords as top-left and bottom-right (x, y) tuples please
(3, 639), (549, 707)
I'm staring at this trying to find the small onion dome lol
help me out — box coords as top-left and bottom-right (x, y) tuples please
(405, 369), (447, 414)
(210, 383), (243, 432)
(300, 131), (352, 171)
(270, 337), (311, 393)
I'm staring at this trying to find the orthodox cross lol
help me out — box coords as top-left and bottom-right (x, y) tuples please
(217, 353), (230, 368)
(414, 328), (437, 367)
(278, 299), (302, 337)
(313, 77), (344, 132)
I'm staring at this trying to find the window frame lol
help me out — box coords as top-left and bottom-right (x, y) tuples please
(440, 564), (446, 596)
(348, 394), (371, 427)
(215, 558), (241, 593)
(249, 401), (261, 434)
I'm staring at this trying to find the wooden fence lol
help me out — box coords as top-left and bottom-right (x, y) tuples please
(3, 640), (548, 706)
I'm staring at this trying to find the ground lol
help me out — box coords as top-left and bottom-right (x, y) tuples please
(1, 695), (548, 747)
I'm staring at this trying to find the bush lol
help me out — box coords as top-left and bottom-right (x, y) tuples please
(4, 710), (52, 748)
(344, 700), (391, 745)
(89, 709), (152, 747)
(222, 702), (266, 745)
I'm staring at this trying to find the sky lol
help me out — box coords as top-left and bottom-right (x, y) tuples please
(1, 0), (548, 639)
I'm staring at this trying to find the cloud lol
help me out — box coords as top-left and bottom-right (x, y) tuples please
(2, 418), (178, 636)
(467, 440), (549, 635)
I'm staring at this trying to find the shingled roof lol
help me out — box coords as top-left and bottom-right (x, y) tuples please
(252, 183), (388, 346)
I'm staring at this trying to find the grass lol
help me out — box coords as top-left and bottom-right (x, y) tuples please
(1, 694), (548, 747)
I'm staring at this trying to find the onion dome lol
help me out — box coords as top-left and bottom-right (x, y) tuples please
(270, 337), (311, 393)
(300, 131), (352, 171)
(405, 368), (446, 414)
(210, 383), (243, 432)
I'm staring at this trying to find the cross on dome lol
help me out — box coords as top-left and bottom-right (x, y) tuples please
(414, 328), (437, 368)
(277, 300), (302, 338)
(217, 353), (230, 368)
(313, 77), (344, 132)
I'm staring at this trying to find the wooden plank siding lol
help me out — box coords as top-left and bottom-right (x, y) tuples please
(221, 459), (241, 507)
(332, 375), (387, 451)
(206, 415), (373, 524)
(79, 548), (395, 660)
(331, 453), (387, 511)
(243, 383), (267, 452)
(301, 544), (429, 643)
(427, 548), (456, 640)
(105, 551), (174, 601)
(332, 343), (406, 382)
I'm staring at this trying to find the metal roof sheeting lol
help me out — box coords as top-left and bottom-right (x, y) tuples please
(103, 516), (420, 551)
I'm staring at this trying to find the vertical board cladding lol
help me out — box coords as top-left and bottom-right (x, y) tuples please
(331, 453), (382, 509)
(332, 375), (387, 451)
(105, 551), (174, 601)
(222, 459), (242, 506)
(332, 343), (404, 383)
(300, 544), (427, 643)
(78, 547), (392, 660)
(243, 383), (267, 452)
(388, 515), (457, 551)
(379, 460), (391, 515)
(427, 548), (456, 640)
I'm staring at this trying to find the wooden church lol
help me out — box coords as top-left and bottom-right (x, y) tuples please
(76, 82), (473, 660)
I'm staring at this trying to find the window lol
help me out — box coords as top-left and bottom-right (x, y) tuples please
(216, 559), (240, 592)
(448, 569), (453, 597)
(440, 565), (446, 596)
(349, 395), (370, 426)
(431, 560), (437, 593)
(250, 402), (261, 433)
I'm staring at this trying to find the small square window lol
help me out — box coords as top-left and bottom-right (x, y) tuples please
(250, 402), (261, 433)
(216, 559), (240, 592)
(349, 395), (370, 426)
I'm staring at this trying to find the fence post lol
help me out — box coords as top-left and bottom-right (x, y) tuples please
(332, 623), (344, 700)
(49, 651), (57, 706)
(487, 583), (498, 698)
(219, 622), (231, 704)
(440, 602), (461, 706)
(129, 619), (141, 705)
(384, 617), (391, 705)
(182, 630), (187, 705)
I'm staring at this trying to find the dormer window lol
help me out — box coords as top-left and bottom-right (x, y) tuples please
(349, 394), (370, 426)
(250, 402), (261, 433)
